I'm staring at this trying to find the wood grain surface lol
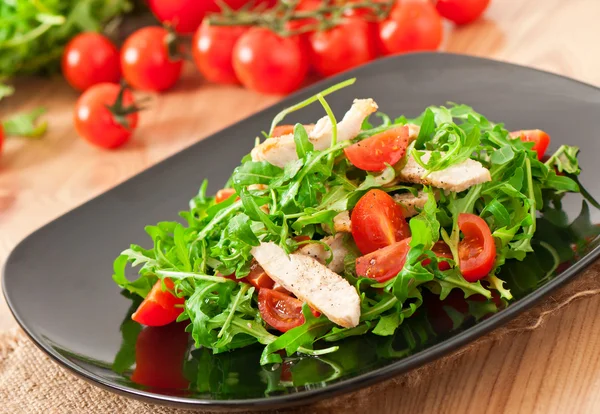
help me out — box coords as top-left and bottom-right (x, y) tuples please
(1, 0), (599, 412)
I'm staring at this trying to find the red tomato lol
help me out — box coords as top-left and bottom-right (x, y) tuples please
(73, 83), (138, 149)
(192, 22), (247, 84)
(258, 288), (306, 332)
(271, 124), (296, 137)
(131, 323), (189, 390)
(379, 0), (444, 55)
(351, 189), (411, 254)
(121, 27), (183, 92)
(356, 237), (411, 282)
(148, 0), (254, 34)
(308, 18), (377, 77)
(132, 278), (185, 326)
(509, 129), (551, 160)
(0, 123), (3, 157)
(422, 241), (453, 271)
(215, 188), (237, 203)
(246, 261), (275, 289)
(435, 0), (490, 25)
(344, 126), (409, 171)
(61, 33), (120, 92)
(233, 28), (309, 95)
(287, 0), (324, 33)
(458, 213), (496, 282)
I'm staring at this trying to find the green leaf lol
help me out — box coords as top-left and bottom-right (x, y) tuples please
(2, 107), (47, 138)
(490, 145), (515, 165)
(232, 162), (282, 189)
(112, 255), (156, 297)
(173, 224), (192, 271)
(293, 123), (313, 158)
(414, 108), (435, 149)
(372, 312), (402, 336)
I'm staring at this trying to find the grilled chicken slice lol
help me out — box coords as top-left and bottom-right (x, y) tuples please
(297, 233), (352, 273)
(251, 242), (360, 328)
(393, 189), (439, 217)
(251, 99), (378, 168)
(398, 151), (491, 193)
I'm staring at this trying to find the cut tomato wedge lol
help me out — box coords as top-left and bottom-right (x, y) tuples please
(422, 241), (453, 271)
(509, 129), (550, 160)
(215, 188), (237, 203)
(458, 213), (496, 282)
(356, 237), (411, 282)
(351, 189), (411, 254)
(344, 126), (409, 172)
(258, 288), (306, 333)
(132, 278), (184, 326)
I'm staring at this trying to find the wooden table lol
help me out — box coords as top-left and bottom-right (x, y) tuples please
(1, 0), (599, 412)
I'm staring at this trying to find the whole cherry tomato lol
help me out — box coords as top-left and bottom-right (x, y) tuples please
(379, 0), (444, 55)
(132, 278), (185, 326)
(435, 0), (490, 25)
(73, 83), (139, 149)
(458, 213), (496, 282)
(351, 189), (411, 255)
(61, 33), (121, 92)
(308, 18), (378, 77)
(509, 129), (551, 160)
(233, 28), (309, 95)
(344, 126), (409, 171)
(192, 21), (248, 84)
(121, 27), (183, 92)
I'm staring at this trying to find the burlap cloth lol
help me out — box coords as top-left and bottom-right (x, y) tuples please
(1, 262), (599, 414)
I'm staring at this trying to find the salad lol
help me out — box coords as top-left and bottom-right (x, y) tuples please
(113, 78), (582, 365)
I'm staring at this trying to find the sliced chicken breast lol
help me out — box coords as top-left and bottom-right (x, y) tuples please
(297, 233), (351, 273)
(393, 190), (439, 217)
(251, 99), (378, 168)
(398, 151), (491, 193)
(333, 211), (352, 232)
(251, 242), (360, 328)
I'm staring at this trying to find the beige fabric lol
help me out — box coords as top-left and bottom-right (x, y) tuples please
(1, 262), (599, 414)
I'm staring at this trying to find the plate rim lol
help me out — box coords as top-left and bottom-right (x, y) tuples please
(4, 51), (600, 410)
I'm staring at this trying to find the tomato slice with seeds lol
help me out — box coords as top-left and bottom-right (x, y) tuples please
(132, 278), (184, 326)
(258, 288), (306, 333)
(509, 129), (551, 160)
(351, 189), (411, 255)
(458, 213), (496, 282)
(356, 237), (411, 282)
(344, 126), (409, 171)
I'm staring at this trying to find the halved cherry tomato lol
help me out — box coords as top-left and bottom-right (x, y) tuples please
(131, 323), (189, 390)
(246, 261), (275, 289)
(435, 0), (490, 25)
(308, 17), (378, 77)
(344, 126), (409, 172)
(458, 213), (496, 282)
(192, 22), (247, 84)
(351, 189), (411, 254)
(215, 188), (237, 203)
(378, 0), (443, 55)
(258, 288), (306, 332)
(356, 237), (411, 282)
(422, 241), (453, 271)
(132, 278), (184, 326)
(509, 129), (551, 160)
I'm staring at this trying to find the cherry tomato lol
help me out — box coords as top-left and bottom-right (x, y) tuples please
(287, 0), (324, 33)
(435, 0), (490, 25)
(258, 288), (306, 332)
(379, 0), (444, 55)
(271, 124), (296, 137)
(233, 28), (309, 95)
(148, 0), (254, 34)
(351, 189), (411, 255)
(131, 278), (185, 326)
(61, 33), (120, 92)
(422, 241), (453, 271)
(458, 213), (496, 282)
(215, 188), (237, 203)
(74, 83), (138, 149)
(509, 129), (551, 160)
(344, 126), (409, 171)
(131, 323), (189, 390)
(193, 22), (247, 84)
(308, 18), (377, 77)
(121, 27), (183, 92)
(356, 237), (411, 282)
(246, 261), (275, 289)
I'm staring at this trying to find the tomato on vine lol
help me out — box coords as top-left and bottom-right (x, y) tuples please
(121, 27), (183, 92)
(61, 33), (121, 92)
(435, 0), (491, 25)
